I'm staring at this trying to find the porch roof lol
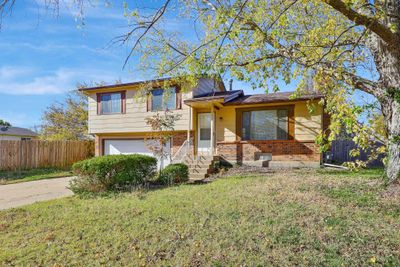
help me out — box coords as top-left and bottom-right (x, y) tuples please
(224, 91), (323, 105)
(184, 90), (324, 107)
(183, 90), (243, 107)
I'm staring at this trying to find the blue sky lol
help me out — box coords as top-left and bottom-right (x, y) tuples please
(0, 0), (374, 129)
(0, 0), (295, 129)
(0, 1), (138, 128)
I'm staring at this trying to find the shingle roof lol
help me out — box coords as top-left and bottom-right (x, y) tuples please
(78, 77), (175, 92)
(78, 75), (226, 92)
(184, 90), (243, 104)
(0, 126), (38, 137)
(224, 91), (323, 105)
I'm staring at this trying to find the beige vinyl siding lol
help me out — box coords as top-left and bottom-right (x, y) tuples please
(88, 77), (224, 134)
(215, 100), (322, 142)
(88, 90), (192, 134)
(192, 78), (223, 97)
(0, 135), (24, 141)
(294, 101), (322, 141)
(216, 106), (236, 142)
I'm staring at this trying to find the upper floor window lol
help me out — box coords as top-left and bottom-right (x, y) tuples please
(151, 87), (178, 111)
(97, 92), (125, 115)
(241, 109), (289, 140)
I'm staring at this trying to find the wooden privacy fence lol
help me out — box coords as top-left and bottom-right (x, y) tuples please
(326, 139), (384, 167)
(0, 140), (94, 171)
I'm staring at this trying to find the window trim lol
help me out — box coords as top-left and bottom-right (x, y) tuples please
(96, 91), (126, 115)
(147, 85), (182, 112)
(236, 105), (294, 141)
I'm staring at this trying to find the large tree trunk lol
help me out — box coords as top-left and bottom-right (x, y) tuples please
(372, 50), (400, 183)
(365, 0), (400, 184)
(381, 98), (400, 184)
(369, 27), (400, 183)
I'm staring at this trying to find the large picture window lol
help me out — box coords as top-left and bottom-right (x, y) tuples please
(98, 92), (124, 114)
(151, 87), (177, 111)
(241, 109), (289, 140)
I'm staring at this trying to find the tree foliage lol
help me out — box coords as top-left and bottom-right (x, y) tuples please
(0, 119), (11, 127)
(40, 88), (89, 141)
(120, 0), (399, 183)
(1, 0), (398, 183)
(145, 111), (181, 170)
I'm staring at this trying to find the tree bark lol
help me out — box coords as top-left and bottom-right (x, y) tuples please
(381, 98), (400, 184)
(368, 36), (400, 183)
(373, 68), (400, 184)
(361, 0), (400, 184)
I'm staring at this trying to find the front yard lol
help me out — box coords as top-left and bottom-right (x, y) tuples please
(0, 169), (399, 266)
(0, 168), (72, 185)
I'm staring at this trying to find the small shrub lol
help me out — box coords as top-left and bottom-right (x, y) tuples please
(157, 163), (189, 185)
(70, 154), (157, 194)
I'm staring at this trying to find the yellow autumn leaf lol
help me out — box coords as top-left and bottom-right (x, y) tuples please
(369, 256), (376, 264)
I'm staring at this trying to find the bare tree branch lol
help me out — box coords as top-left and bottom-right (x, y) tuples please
(0, 0), (15, 27)
(122, 0), (171, 69)
(322, 0), (399, 49)
(211, 0), (249, 65)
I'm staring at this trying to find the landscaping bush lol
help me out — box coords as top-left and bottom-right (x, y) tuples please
(70, 154), (157, 194)
(157, 163), (189, 185)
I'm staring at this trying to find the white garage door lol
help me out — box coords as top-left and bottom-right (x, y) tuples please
(104, 139), (171, 168)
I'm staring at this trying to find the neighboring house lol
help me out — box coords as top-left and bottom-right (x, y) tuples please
(0, 126), (38, 140)
(79, 77), (328, 177)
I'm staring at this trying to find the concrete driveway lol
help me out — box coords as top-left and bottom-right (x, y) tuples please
(0, 177), (74, 210)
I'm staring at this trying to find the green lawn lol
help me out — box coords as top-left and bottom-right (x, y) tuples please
(1, 169), (399, 266)
(0, 168), (73, 184)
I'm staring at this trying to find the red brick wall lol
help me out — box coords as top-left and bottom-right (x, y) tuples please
(94, 135), (101, 156)
(217, 140), (321, 163)
(171, 131), (194, 155)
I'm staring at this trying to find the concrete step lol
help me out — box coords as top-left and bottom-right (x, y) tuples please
(184, 158), (213, 163)
(189, 173), (208, 180)
(187, 164), (211, 169)
(184, 162), (212, 167)
(185, 157), (214, 161)
(189, 168), (209, 174)
(186, 155), (214, 159)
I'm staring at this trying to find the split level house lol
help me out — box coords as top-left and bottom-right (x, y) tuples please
(80, 77), (329, 179)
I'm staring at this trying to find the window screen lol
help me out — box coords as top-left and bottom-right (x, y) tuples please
(151, 87), (176, 111)
(101, 93), (121, 114)
(242, 109), (289, 140)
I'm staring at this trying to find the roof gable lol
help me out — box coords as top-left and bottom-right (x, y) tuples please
(0, 126), (38, 137)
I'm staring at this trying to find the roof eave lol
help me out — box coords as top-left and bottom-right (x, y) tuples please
(223, 96), (323, 106)
(184, 97), (225, 106)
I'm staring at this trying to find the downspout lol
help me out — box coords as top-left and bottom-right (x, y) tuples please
(187, 106), (192, 156)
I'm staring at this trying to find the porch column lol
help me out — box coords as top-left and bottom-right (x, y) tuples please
(187, 106), (192, 156)
(187, 107), (191, 141)
(211, 105), (215, 155)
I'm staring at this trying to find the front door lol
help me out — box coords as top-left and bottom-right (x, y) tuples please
(197, 113), (212, 154)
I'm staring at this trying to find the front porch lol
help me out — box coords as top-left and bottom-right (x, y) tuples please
(180, 91), (322, 168)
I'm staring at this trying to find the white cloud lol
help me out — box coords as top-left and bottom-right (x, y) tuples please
(0, 66), (35, 79)
(0, 66), (127, 95)
(0, 41), (121, 59)
(30, 0), (126, 21)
